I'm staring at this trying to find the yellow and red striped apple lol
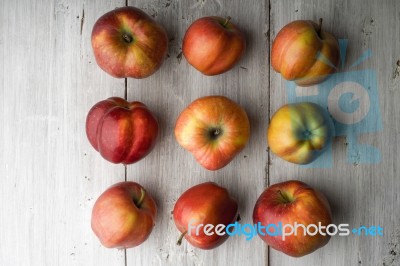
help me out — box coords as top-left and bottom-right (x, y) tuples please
(271, 19), (340, 86)
(253, 180), (332, 257)
(182, 16), (246, 75)
(267, 102), (334, 164)
(91, 182), (157, 248)
(174, 96), (250, 170)
(86, 97), (158, 164)
(91, 6), (168, 78)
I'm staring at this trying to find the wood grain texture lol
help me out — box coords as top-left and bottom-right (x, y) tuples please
(269, 0), (400, 265)
(2, 0), (399, 265)
(1, 0), (126, 265)
(125, 0), (269, 265)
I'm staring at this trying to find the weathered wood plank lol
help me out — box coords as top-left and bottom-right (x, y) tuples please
(3, 0), (398, 265)
(125, 0), (269, 265)
(269, 0), (400, 265)
(0, 0), (126, 265)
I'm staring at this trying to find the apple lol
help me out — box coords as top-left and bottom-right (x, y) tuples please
(174, 96), (250, 170)
(271, 19), (340, 86)
(253, 180), (332, 257)
(91, 6), (168, 78)
(182, 16), (246, 75)
(86, 97), (158, 164)
(91, 182), (157, 248)
(173, 182), (238, 249)
(267, 102), (334, 164)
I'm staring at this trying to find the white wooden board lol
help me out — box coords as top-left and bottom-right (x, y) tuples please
(1, 0), (399, 265)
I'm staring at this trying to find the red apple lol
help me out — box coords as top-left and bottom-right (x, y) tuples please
(91, 182), (157, 248)
(271, 19), (340, 86)
(174, 96), (250, 170)
(267, 102), (334, 164)
(91, 6), (168, 78)
(173, 182), (238, 249)
(182, 16), (246, 75)
(253, 180), (332, 257)
(86, 97), (158, 164)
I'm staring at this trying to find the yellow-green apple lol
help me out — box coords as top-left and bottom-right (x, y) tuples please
(253, 180), (332, 257)
(173, 182), (238, 249)
(271, 19), (340, 86)
(267, 102), (334, 164)
(91, 182), (157, 248)
(182, 16), (246, 75)
(91, 6), (168, 78)
(174, 96), (250, 170)
(86, 97), (158, 164)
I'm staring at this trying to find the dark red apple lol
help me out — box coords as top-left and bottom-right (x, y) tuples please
(86, 97), (158, 164)
(182, 16), (246, 75)
(173, 182), (238, 249)
(253, 180), (332, 257)
(91, 182), (157, 248)
(91, 6), (168, 78)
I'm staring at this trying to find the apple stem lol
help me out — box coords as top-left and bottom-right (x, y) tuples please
(176, 231), (187, 246)
(278, 190), (291, 203)
(135, 188), (146, 208)
(316, 18), (323, 37)
(222, 16), (232, 27)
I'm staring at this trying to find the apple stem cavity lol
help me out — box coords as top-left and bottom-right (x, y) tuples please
(316, 18), (323, 37)
(122, 33), (134, 44)
(222, 16), (232, 28)
(135, 188), (146, 208)
(302, 129), (312, 139)
(209, 127), (223, 140)
(176, 231), (187, 246)
(278, 190), (292, 204)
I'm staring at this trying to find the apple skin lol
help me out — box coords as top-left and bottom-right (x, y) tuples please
(271, 19), (340, 86)
(267, 102), (334, 164)
(173, 182), (238, 249)
(86, 97), (159, 164)
(182, 16), (246, 75)
(174, 96), (250, 170)
(91, 182), (157, 248)
(91, 6), (168, 78)
(253, 180), (332, 257)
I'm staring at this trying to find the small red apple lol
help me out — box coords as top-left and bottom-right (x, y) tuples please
(182, 16), (246, 75)
(267, 102), (334, 164)
(91, 6), (168, 78)
(173, 182), (238, 249)
(271, 19), (340, 86)
(86, 97), (159, 164)
(91, 182), (157, 248)
(253, 180), (332, 257)
(174, 96), (250, 170)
